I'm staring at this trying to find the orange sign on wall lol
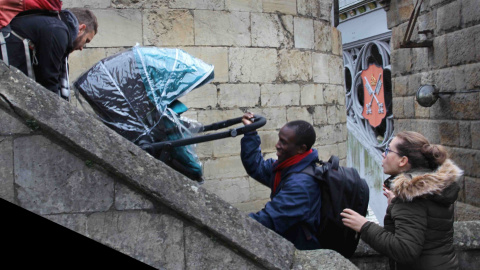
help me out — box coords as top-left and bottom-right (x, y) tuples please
(361, 64), (385, 128)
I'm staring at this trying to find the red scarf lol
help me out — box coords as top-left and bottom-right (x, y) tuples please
(272, 149), (312, 193)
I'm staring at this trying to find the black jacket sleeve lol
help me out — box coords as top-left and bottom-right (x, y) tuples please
(33, 24), (69, 94)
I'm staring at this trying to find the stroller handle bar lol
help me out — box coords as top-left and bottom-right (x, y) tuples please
(141, 115), (266, 153)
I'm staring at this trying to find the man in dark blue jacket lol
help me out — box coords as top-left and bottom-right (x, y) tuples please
(241, 112), (322, 250)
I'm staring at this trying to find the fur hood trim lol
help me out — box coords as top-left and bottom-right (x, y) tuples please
(391, 159), (463, 201)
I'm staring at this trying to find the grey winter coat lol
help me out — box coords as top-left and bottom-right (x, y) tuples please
(360, 159), (462, 270)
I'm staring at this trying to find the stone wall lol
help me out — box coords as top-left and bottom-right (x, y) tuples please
(0, 61), (357, 269)
(386, 0), (480, 213)
(62, 0), (346, 213)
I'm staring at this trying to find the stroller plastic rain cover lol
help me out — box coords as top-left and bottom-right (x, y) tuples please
(73, 46), (214, 181)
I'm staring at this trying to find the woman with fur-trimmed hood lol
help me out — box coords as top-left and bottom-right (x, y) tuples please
(341, 131), (462, 270)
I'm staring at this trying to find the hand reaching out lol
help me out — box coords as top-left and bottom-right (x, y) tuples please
(341, 208), (368, 233)
(383, 185), (395, 205)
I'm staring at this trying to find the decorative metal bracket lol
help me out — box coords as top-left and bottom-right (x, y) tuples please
(400, 0), (433, 48)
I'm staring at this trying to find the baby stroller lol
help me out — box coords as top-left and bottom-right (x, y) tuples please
(73, 46), (265, 182)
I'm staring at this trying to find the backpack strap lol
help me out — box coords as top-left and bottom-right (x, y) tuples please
(10, 30), (37, 80)
(0, 32), (8, 66)
(328, 155), (340, 170)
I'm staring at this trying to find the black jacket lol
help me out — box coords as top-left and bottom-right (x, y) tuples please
(360, 159), (462, 270)
(3, 10), (78, 94)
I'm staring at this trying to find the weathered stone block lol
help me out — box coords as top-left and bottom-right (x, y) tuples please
(229, 48), (278, 83)
(203, 156), (246, 179)
(111, 0), (168, 9)
(315, 124), (341, 146)
(212, 136), (242, 157)
(324, 84), (341, 104)
(0, 108), (30, 135)
(294, 17), (314, 49)
(313, 106), (328, 126)
(390, 23), (406, 50)
(115, 182), (155, 210)
(185, 225), (261, 270)
(252, 13), (293, 48)
(261, 84), (300, 106)
(313, 53), (329, 83)
(414, 99), (430, 118)
(474, 25), (480, 62)
(394, 119), (412, 132)
(179, 84), (217, 109)
(412, 120), (440, 144)
(62, 0), (111, 8)
(293, 249), (358, 270)
(391, 49), (412, 76)
(88, 9), (142, 47)
(331, 27), (342, 56)
(218, 84), (260, 108)
(437, 1), (461, 34)
(14, 136), (114, 215)
(472, 121), (480, 150)
(203, 177), (250, 204)
(181, 47), (229, 83)
(0, 136), (14, 203)
(455, 63), (480, 92)
(407, 73), (422, 96)
(432, 35), (448, 69)
(459, 121), (472, 148)
(464, 177), (480, 206)
(144, 9), (194, 46)
(196, 140), (213, 158)
(279, 49), (312, 82)
(446, 29), (475, 66)
(298, 0), (320, 18)
(439, 121), (460, 146)
(263, 0), (297, 15)
(337, 86), (346, 106)
(412, 48), (429, 72)
(319, 1), (332, 22)
(87, 211), (185, 269)
(449, 93), (480, 120)
(462, 0), (480, 26)
(393, 97), (405, 118)
(194, 10), (250, 46)
(326, 106), (339, 125)
(68, 48), (106, 81)
(448, 148), (480, 178)
(197, 109), (244, 124)
(434, 68), (457, 92)
(301, 84), (325, 106)
(329, 55), (344, 85)
(169, 0), (224, 9)
(225, 0), (262, 12)
(256, 107), (287, 130)
(286, 107), (314, 123)
(393, 76), (408, 97)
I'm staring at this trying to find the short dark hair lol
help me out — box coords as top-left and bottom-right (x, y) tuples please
(285, 120), (316, 150)
(69, 8), (98, 34)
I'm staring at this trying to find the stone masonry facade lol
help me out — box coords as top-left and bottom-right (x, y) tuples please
(0, 61), (359, 269)
(386, 0), (480, 214)
(64, 0), (346, 213)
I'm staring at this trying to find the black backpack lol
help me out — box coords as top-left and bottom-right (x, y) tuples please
(301, 155), (369, 258)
